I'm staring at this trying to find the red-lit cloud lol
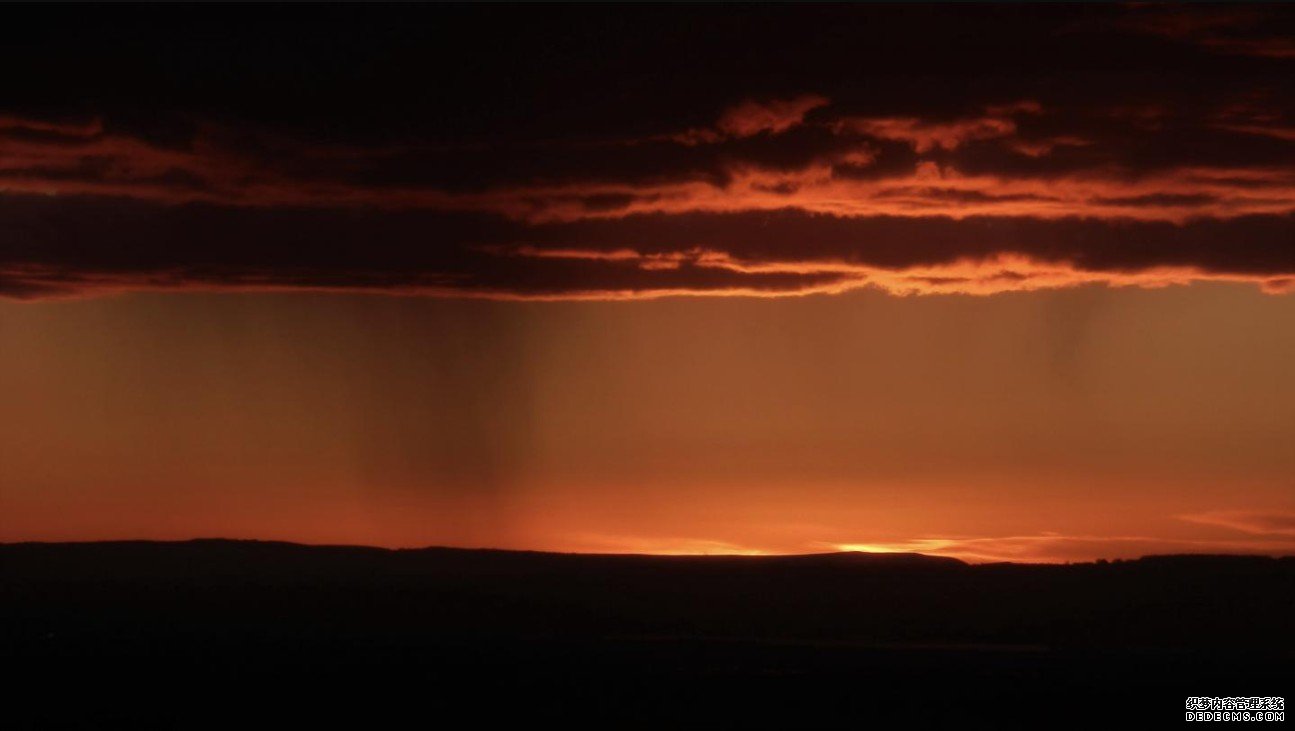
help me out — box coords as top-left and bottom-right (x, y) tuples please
(558, 529), (1295, 563)
(1120, 6), (1295, 59)
(832, 102), (1038, 153)
(1, 5), (1292, 300)
(672, 94), (830, 145)
(832, 529), (1295, 564)
(1177, 510), (1295, 537)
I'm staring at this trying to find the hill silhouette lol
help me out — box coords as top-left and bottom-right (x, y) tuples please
(3, 540), (1291, 727)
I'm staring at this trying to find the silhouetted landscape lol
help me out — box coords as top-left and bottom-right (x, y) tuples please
(3, 540), (1291, 727)
(5, 4), (1294, 728)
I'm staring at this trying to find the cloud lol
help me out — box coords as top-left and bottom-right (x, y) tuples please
(2, 195), (1291, 301)
(833, 102), (1039, 153)
(833, 532), (1295, 564)
(1, 5), (1293, 300)
(715, 95), (830, 137)
(673, 95), (831, 145)
(1120, 6), (1295, 59)
(564, 534), (769, 556)
(5, 127), (1293, 224)
(0, 115), (103, 137)
(1177, 511), (1295, 537)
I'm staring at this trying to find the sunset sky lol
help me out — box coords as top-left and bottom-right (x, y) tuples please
(2, 5), (1292, 562)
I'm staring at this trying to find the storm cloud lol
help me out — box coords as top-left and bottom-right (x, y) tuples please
(2, 5), (1293, 299)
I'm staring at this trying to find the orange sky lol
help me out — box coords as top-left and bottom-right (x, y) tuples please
(2, 6), (1293, 562)
(3, 284), (1291, 562)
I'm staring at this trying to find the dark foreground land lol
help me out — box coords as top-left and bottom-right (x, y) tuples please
(2, 540), (1292, 728)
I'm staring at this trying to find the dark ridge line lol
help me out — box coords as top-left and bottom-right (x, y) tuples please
(3, 538), (1292, 567)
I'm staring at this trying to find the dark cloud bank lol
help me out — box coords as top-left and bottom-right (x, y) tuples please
(2, 5), (1293, 299)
